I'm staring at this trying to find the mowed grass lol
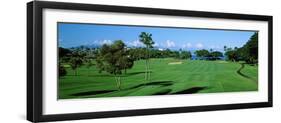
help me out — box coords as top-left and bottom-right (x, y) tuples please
(59, 58), (258, 99)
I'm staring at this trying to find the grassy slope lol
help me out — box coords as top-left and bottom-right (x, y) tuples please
(59, 58), (258, 99)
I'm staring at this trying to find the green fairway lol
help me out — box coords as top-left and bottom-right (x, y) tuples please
(59, 58), (258, 99)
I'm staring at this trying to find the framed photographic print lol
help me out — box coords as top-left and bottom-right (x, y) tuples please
(27, 1), (273, 122)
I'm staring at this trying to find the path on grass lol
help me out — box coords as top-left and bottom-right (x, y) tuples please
(236, 63), (257, 83)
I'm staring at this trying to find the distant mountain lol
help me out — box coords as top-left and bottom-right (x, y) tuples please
(64, 44), (102, 49)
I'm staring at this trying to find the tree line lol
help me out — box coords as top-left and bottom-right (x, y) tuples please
(192, 32), (258, 63)
(224, 32), (258, 64)
(194, 49), (223, 60)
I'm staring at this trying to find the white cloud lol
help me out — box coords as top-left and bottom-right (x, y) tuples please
(195, 43), (204, 49)
(182, 43), (192, 48)
(89, 40), (113, 45)
(88, 40), (112, 46)
(158, 48), (164, 51)
(128, 40), (144, 47)
(90, 40), (98, 45)
(165, 40), (176, 48)
(100, 40), (112, 45)
(153, 42), (159, 47)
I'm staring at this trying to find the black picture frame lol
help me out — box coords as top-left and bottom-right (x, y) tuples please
(27, 1), (273, 122)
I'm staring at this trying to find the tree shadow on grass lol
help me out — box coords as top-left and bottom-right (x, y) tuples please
(82, 71), (150, 77)
(88, 74), (112, 77)
(71, 90), (116, 96)
(125, 71), (146, 75)
(65, 74), (112, 77)
(70, 81), (174, 97)
(122, 71), (152, 77)
(152, 89), (172, 95)
(172, 87), (208, 94)
(237, 63), (257, 82)
(128, 81), (173, 89)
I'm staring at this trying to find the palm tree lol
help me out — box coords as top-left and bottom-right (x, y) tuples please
(139, 32), (154, 82)
(223, 46), (227, 52)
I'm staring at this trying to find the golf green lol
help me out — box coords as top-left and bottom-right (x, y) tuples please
(59, 58), (258, 99)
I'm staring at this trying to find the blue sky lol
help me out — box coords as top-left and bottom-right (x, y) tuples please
(58, 23), (255, 52)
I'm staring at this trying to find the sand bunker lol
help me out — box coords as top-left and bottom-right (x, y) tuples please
(168, 62), (183, 65)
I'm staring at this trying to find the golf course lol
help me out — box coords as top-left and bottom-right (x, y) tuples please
(58, 23), (259, 99)
(59, 58), (258, 99)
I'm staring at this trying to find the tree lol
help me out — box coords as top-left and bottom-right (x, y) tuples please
(59, 60), (67, 77)
(139, 32), (154, 81)
(223, 33), (258, 64)
(59, 47), (71, 57)
(223, 46), (227, 52)
(239, 32), (258, 64)
(58, 47), (71, 77)
(180, 51), (192, 59)
(223, 47), (236, 61)
(195, 49), (209, 59)
(120, 54), (134, 74)
(59, 47), (72, 63)
(96, 40), (133, 90)
(210, 51), (223, 60)
(59, 65), (67, 77)
(84, 48), (96, 76)
(128, 48), (146, 61)
(69, 49), (84, 76)
(225, 50), (239, 62)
